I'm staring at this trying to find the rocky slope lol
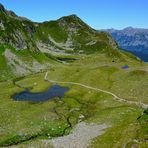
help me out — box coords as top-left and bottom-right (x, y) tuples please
(106, 27), (148, 61)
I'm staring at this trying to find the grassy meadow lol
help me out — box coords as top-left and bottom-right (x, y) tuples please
(0, 53), (147, 147)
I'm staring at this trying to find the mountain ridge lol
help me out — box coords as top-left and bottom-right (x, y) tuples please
(0, 3), (118, 53)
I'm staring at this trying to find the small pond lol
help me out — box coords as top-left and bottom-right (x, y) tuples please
(122, 65), (129, 69)
(12, 85), (69, 102)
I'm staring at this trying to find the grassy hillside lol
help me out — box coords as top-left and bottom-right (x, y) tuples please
(34, 15), (120, 55)
(0, 7), (119, 55)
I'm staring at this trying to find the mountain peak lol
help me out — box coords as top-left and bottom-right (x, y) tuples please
(68, 14), (79, 18)
(68, 14), (78, 17)
(57, 14), (94, 31)
(124, 27), (134, 30)
(58, 14), (81, 22)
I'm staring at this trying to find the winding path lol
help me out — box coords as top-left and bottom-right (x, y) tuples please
(44, 72), (148, 109)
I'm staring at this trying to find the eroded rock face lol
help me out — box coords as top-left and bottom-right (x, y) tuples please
(3, 49), (50, 76)
(0, 20), (5, 30)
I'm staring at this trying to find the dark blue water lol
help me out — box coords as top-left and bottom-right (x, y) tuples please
(122, 65), (129, 69)
(12, 85), (69, 102)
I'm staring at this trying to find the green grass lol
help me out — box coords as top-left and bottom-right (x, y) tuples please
(0, 45), (14, 81)
(0, 53), (147, 147)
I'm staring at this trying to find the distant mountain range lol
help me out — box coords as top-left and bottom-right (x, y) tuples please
(106, 27), (148, 62)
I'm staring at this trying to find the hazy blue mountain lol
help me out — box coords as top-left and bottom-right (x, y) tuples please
(106, 27), (148, 62)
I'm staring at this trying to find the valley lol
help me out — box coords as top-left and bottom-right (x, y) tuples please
(0, 3), (147, 148)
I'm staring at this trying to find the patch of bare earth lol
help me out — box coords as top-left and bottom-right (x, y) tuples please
(49, 122), (111, 148)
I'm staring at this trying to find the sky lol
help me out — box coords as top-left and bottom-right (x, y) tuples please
(0, 0), (148, 29)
